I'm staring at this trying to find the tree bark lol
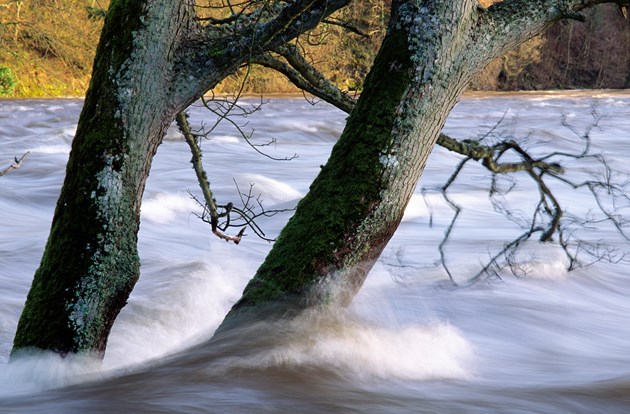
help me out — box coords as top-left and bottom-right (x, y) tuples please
(11, 0), (626, 356)
(12, 0), (350, 357)
(219, 0), (629, 329)
(11, 0), (195, 357)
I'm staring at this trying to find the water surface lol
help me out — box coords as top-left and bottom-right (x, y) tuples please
(1, 92), (630, 412)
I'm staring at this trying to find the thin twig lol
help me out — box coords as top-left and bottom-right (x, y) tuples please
(0, 151), (29, 177)
(176, 111), (244, 244)
(426, 108), (630, 284)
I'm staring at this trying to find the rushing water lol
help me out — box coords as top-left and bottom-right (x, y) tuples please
(1, 92), (630, 413)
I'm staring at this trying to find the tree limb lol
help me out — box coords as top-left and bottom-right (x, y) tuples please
(322, 17), (370, 37)
(251, 49), (355, 113)
(0, 151), (29, 177)
(260, 55), (545, 169)
(176, 111), (244, 244)
(425, 109), (630, 285)
(176, 0), (352, 106)
(177, 109), (296, 243)
(475, 0), (630, 72)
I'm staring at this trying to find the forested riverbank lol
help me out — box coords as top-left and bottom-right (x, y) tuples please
(0, 0), (628, 98)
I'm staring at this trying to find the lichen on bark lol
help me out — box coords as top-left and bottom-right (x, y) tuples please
(12, 0), (354, 357)
(220, 6), (417, 328)
(11, 0), (169, 356)
(220, 0), (493, 329)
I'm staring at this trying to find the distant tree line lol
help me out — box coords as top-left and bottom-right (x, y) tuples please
(0, 0), (106, 96)
(0, 0), (628, 97)
(10, 0), (629, 359)
(471, 3), (630, 90)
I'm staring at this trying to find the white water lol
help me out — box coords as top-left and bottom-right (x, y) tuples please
(1, 92), (630, 412)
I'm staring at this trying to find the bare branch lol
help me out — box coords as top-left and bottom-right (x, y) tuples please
(322, 17), (370, 37)
(176, 111), (244, 244)
(425, 109), (630, 284)
(251, 50), (356, 113)
(198, 92), (298, 161)
(436, 157), (470, 286)
(0, 151), (29, 177)
(178, 110), (295, 243)
(175, 0), (352, 106)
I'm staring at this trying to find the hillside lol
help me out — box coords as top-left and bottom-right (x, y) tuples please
(0, 1), (628, 97)
(472, 3), (630, 90)
(0, 0), (107, 96)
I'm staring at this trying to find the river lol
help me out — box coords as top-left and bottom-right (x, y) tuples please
(1, 92), (630, 413)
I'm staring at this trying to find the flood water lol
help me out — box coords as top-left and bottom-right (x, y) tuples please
(1, 91), (630, 412)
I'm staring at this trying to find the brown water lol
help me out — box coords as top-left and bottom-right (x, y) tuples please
(2, 94), (630, 412)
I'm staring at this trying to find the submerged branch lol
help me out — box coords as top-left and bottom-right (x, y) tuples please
(0, 152), (29, 177)
(425, 110), (630, 284)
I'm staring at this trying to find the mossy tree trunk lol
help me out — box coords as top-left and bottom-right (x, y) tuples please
(11, 0), (626, 356)
(12, 0), (193, 358)
(11, 0), (350, 358)
(220, 0), (628, 328)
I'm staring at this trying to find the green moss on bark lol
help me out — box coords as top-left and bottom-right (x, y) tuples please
(222, 24), (414, 324)
(12, 120), (142, 355)
(11, 0), (150, 356)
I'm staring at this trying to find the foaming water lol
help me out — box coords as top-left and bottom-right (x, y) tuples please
(2, 94), (630, 412)
(207, 311), (472, 382)
(103, 261), (238, 369)
(140, 192), (197, 223)
(0, 350), (103, 397)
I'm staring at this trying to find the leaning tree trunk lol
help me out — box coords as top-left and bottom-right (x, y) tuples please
(11, 0), (622, 356)
(11, 0), (196, 357)
(220, 0), (616, 328)
(11, 0), (350, 357)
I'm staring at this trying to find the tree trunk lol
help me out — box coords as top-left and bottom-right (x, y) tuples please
(11, 0), (196, 357)
(12, 0), (623, 356)
(220, 0), (622, 328)
(11, 0), (350, 357)
(219, 0), (471, 327)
